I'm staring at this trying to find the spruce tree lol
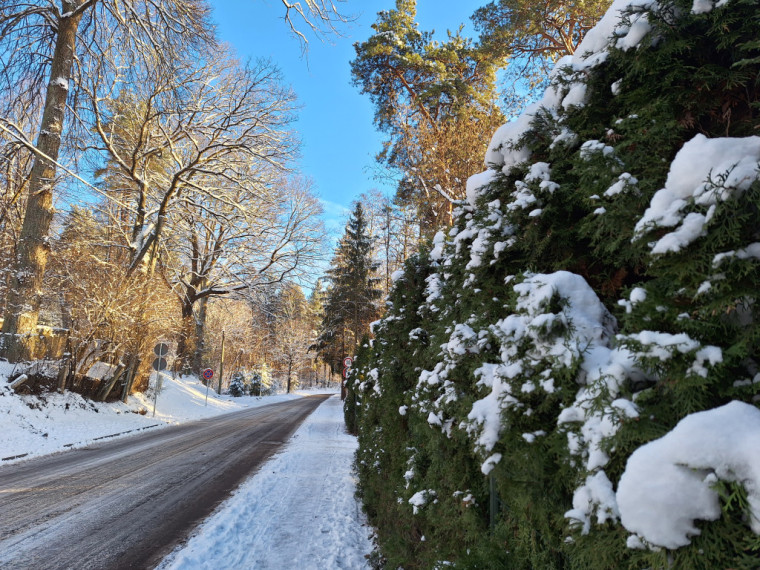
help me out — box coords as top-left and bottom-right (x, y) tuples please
(315, 202), (383, 374)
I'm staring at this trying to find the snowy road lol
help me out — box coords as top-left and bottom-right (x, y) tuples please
(0, 395), (328, 569)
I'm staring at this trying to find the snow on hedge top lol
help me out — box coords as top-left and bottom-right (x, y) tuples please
(692, 0), (732, 13)
(617, 401), (760, 549)
(466, 169), (498, 208)
(469, 0), (660, 207)
(634, 134), (760, 253)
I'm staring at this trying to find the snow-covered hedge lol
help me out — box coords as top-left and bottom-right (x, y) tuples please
(351, 0), (760, 566)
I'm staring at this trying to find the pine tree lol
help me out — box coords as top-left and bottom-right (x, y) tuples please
(351, 0), (505, 236)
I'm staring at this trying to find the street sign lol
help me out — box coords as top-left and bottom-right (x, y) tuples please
(152, 357), (167, 371)
(154, 343), (170, 357)
(202, 368), (214, 380)
(342, 367), (351, 378)
(343, 357), (353, 368)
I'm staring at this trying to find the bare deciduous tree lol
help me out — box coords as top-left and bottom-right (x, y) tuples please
(277, 0), (352, 48)
(272, 282), (312, 393)
(165, 175), (325, 373)
(80, 40), (324, 372)
(83, 47), (301, 275)
(355, 190), (419, 296)
(0, 0), (212, 361)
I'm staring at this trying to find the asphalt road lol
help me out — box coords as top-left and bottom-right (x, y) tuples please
(0, 394), (330, 570)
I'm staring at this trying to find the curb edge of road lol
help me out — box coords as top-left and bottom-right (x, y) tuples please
(1, 423), (163, 462)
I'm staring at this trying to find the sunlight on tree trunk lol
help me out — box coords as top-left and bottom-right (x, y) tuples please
(1, 5), (84, 361)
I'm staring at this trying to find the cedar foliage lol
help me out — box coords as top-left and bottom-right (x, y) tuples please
(350, 0), (760, 567)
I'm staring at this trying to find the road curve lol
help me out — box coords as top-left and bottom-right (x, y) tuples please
(0, 394), (330, 570)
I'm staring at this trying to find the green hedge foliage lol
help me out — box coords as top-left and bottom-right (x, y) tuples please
(348, 0), (760, 567)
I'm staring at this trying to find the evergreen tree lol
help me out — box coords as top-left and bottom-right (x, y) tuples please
(227, 371), (248, 397)
(315, 202), (383, 374)
(472, 0), (610, 107)
(351, 0), (505, 236)
(248, 370), (263, 396)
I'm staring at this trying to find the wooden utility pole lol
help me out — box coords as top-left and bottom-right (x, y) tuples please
(217, 329), (225, 394)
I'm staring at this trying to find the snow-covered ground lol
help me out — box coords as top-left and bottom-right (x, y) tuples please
(0, 361), (324, 463)
(158, 394), (374, 570)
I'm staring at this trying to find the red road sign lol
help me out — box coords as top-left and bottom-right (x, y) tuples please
(342, 367), (351, 378)
(343, 357), (353, 368)
(202, 368), (214, 380)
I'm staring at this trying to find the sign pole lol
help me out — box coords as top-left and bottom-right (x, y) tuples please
(217, 330), (225, 395)
(151, 343), (170, 417)
(202, 368), (215, 406)
(152, 373), (159, 417)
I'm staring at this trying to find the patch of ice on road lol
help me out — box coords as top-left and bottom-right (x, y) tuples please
(158, 395), (373, 570)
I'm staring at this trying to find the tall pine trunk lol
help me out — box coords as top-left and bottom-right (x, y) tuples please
(1, 3), (85, 361)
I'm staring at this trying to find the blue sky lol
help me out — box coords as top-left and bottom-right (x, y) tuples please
(211, 0), (488, 235)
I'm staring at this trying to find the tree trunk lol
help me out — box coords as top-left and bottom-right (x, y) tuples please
(121, 356), (139, 403)
(176, 299), (196, 373)
(217, 329), (225, 394)
(95, 363), (126, 402)
(1, 4), (84, 361)
(57, 339), (72, 393)
(192, 296), (208, 377)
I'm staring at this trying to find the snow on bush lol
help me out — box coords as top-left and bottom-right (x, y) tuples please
(634, 134), (760, 254)
(355, 0), (760, 564)
(409, 489), (437, 514)
(617, 401), (760, 549)
(227, 372), (248, 397)
(462, 271), (622, 477)
(467, 0), (663, 207)
(418, 0), (744, 540)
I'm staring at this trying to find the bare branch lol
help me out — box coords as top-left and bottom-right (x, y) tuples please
(278, 0), (353, 53)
